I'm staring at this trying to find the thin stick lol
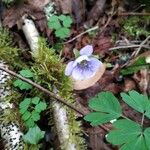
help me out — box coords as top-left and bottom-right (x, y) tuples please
(134, 36), (150, 57)
(0, 66), (110, 132)
(120, 36), (150, 68)
(109, 44), (150, 51)
(119, 12), (150, 16)
(64, 26), (99, 44)
(0, 66), (84, 116)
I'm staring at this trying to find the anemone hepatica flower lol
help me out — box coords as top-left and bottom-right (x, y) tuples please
(65, 45), (102, 80)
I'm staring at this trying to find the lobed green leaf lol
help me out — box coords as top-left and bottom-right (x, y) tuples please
(23, 126), (45, 145)
(121, 90), (150, 119)
(13, 79), (32, 90)
(84, 91), (122, 125)
(20, 69), (34, 78)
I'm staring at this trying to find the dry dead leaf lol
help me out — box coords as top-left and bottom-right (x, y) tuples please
(94, 36), (113, 57)
(26, 0), (50, 10)
(2, 5), (31, 28)
(55, 0), (72, 14)
(133, 69), (149, 95)
(123, 78), (136, 92)
(72, 0), (85, 25)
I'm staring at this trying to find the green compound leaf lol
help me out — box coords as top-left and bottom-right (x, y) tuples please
(35, 101), (47, 113)
(144, 127), (150, 149)
(121, 57), (149, 75)
(58, 14), (66, 20)
(19, 97), (46, 128)
(48, 15), (61, 30)
(55, 27), (70, 39)
(13, 79), (32, 90)
(121, 90), (150, 119)
(25, 118), (35, 128)
(106, 119), (148, 150)
(19, 107), (28, 115)
(19, 69), (34, 78)
(19, 98), (31, 109)
(32, 97), (40, 105)
(23, 126), (45, 145)
(31, 111), (40, 121)
(59, 15), (73, 27)
(19, 98), (31, 114)
(22, 111), (31, 121)
(84, 92), (122, 126)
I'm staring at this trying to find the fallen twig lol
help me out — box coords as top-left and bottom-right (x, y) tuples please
(118, 12), (150, 16)
(64, 26), (99, 44)
(0, 66), (84, 116)
(120, 36), (150, 68)
(109, 44), (150, 51)
(0, 66), (110, 132)
(134, 36), (150, 57)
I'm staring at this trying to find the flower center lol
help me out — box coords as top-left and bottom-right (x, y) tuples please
(78, 60), (89, 69)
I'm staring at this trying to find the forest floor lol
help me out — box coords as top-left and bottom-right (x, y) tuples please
(0, 0), (150, 150)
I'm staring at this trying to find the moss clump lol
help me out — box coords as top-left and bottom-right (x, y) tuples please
(0, 29), (85, 149)
(31, 38), (85, 149)
(2, 0), (16, 7)
(0, 28), (27, 69)
(122, 16), (150, 38)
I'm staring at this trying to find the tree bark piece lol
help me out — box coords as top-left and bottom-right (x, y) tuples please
(0, 61), (24, 150)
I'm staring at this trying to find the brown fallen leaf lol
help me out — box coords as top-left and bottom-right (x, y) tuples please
(86, 0), (107, 26)
(2, 2), (51, 38)
(72, 0), (85, 25)
(94, 36), (113, 57)
(54, 0), (72, 14)
(85, 127), (112, 150)
(2, 4), (31, 28)
(123, 78), (136, 92)
(26, 0), (50, 10)
(133, 69), (149, 95)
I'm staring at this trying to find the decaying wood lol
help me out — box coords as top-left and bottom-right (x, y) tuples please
(0, 18), (24, 150)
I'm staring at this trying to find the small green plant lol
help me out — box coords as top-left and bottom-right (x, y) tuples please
(13, 69), (34, 90)
(48, 14), (73, 39)
(84, 90), (150, 150)
(19, 97), (47, 128)
(2, 0), (16, 6)
(122, 16), (150, 38)
(121, 56), (149, 75)
(23, 126), (45, 145)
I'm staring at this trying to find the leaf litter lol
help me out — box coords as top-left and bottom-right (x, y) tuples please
(0, 0), (150, 149)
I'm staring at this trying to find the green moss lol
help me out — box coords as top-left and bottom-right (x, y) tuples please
(0, 28), (27, 69)
(2, 0), (16, 7)
(0, 27), (85, 149)
(31, 38), (85, 149)
(122, 16), (150, 38)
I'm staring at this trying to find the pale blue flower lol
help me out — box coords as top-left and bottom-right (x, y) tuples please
(65, 45), (102, 80)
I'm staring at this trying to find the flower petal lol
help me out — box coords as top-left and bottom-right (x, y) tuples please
(89, 58), (102, 73)
(74, 55), (89, 66)
(72, 66), (94, 80)
(80, 45), (93, 56)
(65, 61), (75, 76)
